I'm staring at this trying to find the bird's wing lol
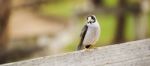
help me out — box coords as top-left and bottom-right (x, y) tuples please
(80, 25), (88, 37)
(77, 25), (88, 50)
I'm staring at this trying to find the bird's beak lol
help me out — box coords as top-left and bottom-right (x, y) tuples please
(87, 19), (91, 22)
(87, 17), (92, 22)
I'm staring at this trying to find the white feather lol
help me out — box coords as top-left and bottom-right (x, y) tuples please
(83, 21), (100, 45)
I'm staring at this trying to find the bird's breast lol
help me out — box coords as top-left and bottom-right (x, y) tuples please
(83, 23), (100, 45)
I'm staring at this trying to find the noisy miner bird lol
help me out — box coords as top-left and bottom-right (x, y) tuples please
(77, 15), (100, 50)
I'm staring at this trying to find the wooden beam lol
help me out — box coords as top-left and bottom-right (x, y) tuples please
(0, 39), (150, 66)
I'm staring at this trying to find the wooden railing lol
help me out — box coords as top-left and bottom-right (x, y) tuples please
(0, 39), (150, 66)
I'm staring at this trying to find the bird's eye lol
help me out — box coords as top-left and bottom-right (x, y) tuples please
(91, 16), (95, 21)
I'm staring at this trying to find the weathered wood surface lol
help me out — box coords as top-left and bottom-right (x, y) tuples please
(1, 39), (150, 66)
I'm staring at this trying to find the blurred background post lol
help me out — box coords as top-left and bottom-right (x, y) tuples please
(0, 0), (149, 64)
(0, 0), (11, 62)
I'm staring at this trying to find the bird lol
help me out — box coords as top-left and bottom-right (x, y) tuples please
(77, 15), (100, 50)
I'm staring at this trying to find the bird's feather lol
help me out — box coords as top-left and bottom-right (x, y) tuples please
(77, 25), (88, 50)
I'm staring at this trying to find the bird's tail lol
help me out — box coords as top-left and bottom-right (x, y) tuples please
(77, 41), (84, 50)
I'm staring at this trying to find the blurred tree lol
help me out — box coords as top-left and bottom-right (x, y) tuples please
(114, 0), (127, 43)
(91, 0), (103, 8)
(0, 0), (11, 52)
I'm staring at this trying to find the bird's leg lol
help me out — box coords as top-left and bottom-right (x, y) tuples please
(89, 45), (95, 48)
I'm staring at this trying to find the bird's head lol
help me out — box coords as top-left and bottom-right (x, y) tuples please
(87, 15), (96, 24)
